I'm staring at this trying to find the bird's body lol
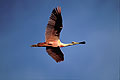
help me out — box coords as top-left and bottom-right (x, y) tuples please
(31, 6), (85, 63)
(32, 40), (62, 47)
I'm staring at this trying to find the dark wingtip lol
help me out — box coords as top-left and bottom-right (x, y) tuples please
(52, 6), (61, 14)
(57, 6), (61, 13)
(56, 60), (64, 63)
(56, 57), (64, 63)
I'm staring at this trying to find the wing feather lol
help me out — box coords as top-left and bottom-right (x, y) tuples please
(46, 47), (64, 62)
(45, 7), (63, 42)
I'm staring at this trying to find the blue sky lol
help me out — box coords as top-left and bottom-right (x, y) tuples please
(0, 0), (119, 80)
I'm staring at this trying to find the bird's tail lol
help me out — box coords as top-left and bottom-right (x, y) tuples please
(30, 44), (37, 47)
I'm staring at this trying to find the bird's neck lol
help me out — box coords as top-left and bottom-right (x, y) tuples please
(60, 43), (75, 47)
(60, 41), (85, 47)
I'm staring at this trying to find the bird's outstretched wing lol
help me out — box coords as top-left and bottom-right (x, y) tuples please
(46, 47), (64, 62)
(45, 6), (63, 42)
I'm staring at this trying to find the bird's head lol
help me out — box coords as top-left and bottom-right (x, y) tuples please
(72, 41), (86, 44)
(72, 41), (78, 44)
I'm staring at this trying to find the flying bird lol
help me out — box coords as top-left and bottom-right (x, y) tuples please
(31, 6), (85, 63)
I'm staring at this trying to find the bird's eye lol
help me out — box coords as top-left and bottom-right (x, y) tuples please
(72, 41), (75, 43)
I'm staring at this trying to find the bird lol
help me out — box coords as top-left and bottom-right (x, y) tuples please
(31, 6), (85, 63)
